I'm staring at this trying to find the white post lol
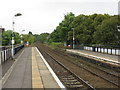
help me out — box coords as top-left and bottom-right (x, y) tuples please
(72, 28), (75, 49)
(12, 16), (15, 59)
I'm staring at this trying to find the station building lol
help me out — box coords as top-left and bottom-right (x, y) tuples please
(0, 26), (5, 33)
(0, 26), (5, 47)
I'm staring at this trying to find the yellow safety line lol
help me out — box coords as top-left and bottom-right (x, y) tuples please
(32, 47), (43, 89)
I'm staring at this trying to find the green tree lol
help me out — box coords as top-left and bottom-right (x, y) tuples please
(2, 30), (12, 46)
(14, 32), (20, 44)
(28, 34), (35, 44)
(93, 16), (119, 45)
(48, 13), (119, 47)
(49, 12), (75, 44)
(23, 31), (35, 45)
(39, 33), (49, 43)
(34, 34), (40, 42)
(2, 30), (20, 46)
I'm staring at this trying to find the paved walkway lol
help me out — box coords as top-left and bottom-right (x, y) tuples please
(2, 47), (63, 89)
(3, 47), (32, 88)
(2, 47), (24, 77)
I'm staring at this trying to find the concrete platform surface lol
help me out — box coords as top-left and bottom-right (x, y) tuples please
(2, 47), (64, 89)
(3, 47), (32, 88)
(66, 49), (119, 64)
(33, 47), (62, 89)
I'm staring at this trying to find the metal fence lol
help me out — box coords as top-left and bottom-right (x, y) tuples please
(0, 45), (24, 64)
(84, 46), (120, 55)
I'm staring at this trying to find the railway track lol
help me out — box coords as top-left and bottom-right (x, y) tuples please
(36, 43), (119, 89)
(55, 50), (120, 87)
(36, 44), (95, 90)
(67, 52), (120, 75)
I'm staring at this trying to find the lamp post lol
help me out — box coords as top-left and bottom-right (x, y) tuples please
(12, 13), (22, 59)
(21, 30), (25, 44)
(72, 28), (75, 49)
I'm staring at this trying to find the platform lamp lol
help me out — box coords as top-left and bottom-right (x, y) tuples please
(12, 13), (22, 59)
(21, 30), (25, 44)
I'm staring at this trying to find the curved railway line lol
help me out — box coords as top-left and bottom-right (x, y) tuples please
(36, 43), (120, 89)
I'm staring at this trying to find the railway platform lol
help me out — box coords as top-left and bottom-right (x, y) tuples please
(66, 49), (119, 65)
(1, 47), (64, 89)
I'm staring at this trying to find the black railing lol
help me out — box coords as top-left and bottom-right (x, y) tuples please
(0, 45), (24, 64)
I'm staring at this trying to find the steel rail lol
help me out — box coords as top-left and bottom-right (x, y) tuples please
(54, 49), (120, 87)
(36, 45), (96, 90)
(57, 50), (120, 87)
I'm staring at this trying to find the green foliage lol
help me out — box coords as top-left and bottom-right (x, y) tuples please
(23, 34), (28, 44)
(48, 42), (63, 49)
(2, 13), (118, 47)
(2, 30), (20, 46)
(93, 16), (119, 45)
(2, 30), (12, 46)
(49, 12), (75, 43)
(28, 34), (35, 44)
(34, 34), (40, 42)
(23, 32), (35, 45)
(2, 30), (36, 46)
(39, 33), (49, 43)
(14, 32), (20, 44)
(48, 13), (119, 46)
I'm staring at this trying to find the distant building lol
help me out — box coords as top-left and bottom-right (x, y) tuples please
(0, 26), (5, 33)
(0, 26), (5, 46)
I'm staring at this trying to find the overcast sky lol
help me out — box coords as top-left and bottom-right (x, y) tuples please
(0, 0), (119, 34)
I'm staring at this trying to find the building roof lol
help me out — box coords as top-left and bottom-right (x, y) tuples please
(0, 28), (5, 33)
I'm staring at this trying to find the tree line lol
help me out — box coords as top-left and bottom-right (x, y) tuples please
(2, 31), (35, 46)
(2, 12), (120, 48)
(40, 12), (120, 48)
